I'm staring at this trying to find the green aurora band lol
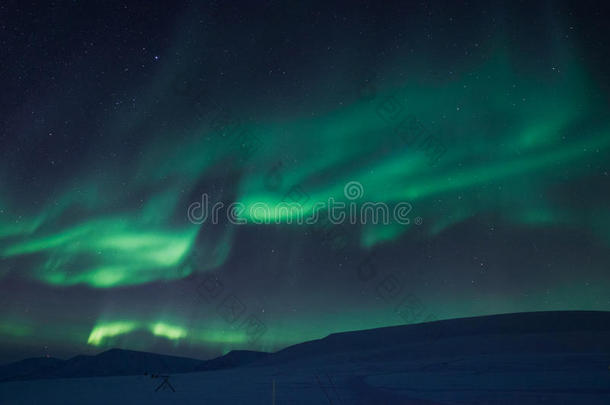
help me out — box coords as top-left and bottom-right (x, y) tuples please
(1, 35), (609, 358)
(2, 53), (608, 287)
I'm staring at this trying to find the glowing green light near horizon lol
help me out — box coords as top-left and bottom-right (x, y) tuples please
(0, 322), (33, 338)
(87, 321), (188, 346)
(150, 323), (187, 340)
(87, 321), (138, 346)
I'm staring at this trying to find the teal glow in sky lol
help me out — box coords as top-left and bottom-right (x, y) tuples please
(0, 1), (609, 363)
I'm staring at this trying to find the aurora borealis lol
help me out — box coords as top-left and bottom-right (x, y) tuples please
(1, 1), (610, 363)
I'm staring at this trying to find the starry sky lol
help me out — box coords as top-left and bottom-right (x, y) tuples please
(1, 0), (610, 363)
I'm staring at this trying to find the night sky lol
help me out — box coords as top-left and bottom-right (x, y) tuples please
(1, 1), (610, 364)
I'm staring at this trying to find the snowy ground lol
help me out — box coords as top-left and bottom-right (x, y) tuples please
(1, 350), (608, 404)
